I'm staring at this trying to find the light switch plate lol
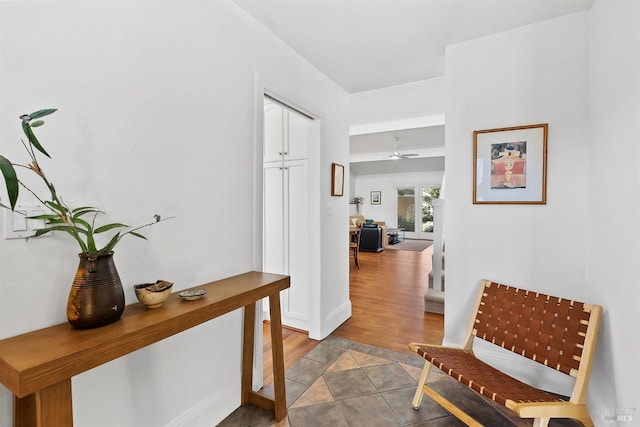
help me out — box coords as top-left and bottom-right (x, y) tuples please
(3, 203), (50, 239)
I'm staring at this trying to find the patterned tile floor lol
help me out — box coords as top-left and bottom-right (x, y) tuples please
(218, 336), (582, 426)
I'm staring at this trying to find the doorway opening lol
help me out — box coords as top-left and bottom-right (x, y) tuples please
(396, 185), (441, 239)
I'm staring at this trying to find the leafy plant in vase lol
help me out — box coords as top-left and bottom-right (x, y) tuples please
(0, 109), (171, 328)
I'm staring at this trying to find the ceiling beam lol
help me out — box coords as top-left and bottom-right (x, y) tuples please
(349, 114), (445, 136)
(349, 146), (446, 163)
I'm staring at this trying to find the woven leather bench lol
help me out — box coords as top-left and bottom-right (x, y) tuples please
(409, 280), (602, 427)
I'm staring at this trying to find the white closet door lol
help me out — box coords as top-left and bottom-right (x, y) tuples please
(262, 96), (312, 331)
(285, 108), (309, 161)
(263, 163), (285, 275)
(281, 160), (310, 330)
(263, 103), (285, 163)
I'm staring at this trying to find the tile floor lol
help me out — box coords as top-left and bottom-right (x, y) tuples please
(217, 336), (583, 427)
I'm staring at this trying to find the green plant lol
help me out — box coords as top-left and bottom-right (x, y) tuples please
(0, 108), (170, 254)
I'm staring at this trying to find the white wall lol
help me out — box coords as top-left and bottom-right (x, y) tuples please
(445, 4), (639, 426)
(352, 171), (444, 228)
(587, 1), (640, 424)
(0, 2), (349, 426)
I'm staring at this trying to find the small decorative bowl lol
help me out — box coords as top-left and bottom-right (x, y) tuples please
(134, 280), (174, 309)
(178, 289), (207, 301)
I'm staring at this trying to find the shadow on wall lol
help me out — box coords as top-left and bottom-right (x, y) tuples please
(590, 313), (620, 424)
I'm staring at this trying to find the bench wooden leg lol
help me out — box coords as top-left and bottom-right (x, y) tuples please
(519, 403), (594, 427)
(422, 385), (483, 427)
(576, 417), (594, 427)
(412, 361), (432, 409)
(575, 414), (595, 427)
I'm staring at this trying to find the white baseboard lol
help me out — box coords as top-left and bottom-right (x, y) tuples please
(311, 299), (351, 340)
(282, 315), (310, 332)
(164, 379), (241, 427)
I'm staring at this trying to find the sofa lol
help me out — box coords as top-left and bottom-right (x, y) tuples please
(349, 215), (388, 250)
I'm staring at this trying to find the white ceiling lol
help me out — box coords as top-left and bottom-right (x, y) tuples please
(233, 0), (593, 93)
(233, 0), (593, 173)
(349, 125), (446, 175)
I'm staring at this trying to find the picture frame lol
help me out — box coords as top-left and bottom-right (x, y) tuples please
(473, 123), (548, 204)
(370, 190), (381, 205)
(331, 163), (344, 196)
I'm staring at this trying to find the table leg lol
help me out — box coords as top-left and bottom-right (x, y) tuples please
(14, 378), (73, 427)
(268, 293), (287, 421)
(241, 301), (256, 406)
(240, 295), (287, 421)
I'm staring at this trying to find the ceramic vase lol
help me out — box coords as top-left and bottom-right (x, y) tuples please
(67, 251), (125, 329)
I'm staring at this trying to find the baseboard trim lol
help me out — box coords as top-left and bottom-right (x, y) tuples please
(312, 299), (351, 340)
(263, 320), (309, 335)
(280, 316), (309, 333)
(163, 379), (240, 427)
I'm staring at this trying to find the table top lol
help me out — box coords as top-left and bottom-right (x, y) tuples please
(0, 271), (290, 397)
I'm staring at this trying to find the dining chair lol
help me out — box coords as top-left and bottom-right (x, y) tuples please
(350, 224), (362, 269)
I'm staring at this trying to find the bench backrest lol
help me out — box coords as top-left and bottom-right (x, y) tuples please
(471, 280), (601, 379)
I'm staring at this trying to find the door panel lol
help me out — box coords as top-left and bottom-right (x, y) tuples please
(419, 186), (440, 239)
(286, 109), (309, 161)
(282, 160), (310, 330)
(263, 102), (284, 162)
(263, 163), (285, 274)
(397, 187), (417, 238)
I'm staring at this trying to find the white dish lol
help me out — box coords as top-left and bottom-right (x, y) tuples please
(179, 289), (207, 301)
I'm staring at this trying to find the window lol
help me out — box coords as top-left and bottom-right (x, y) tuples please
(397, 187), (415, 231)
(421, 186), (441, 233)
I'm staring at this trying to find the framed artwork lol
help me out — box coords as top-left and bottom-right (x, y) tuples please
(473, 123), (548, 204)
(370, 191), (381, 205)
(331, 163), (344, 196)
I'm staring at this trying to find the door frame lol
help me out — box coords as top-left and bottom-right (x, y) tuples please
(252, 70), (323, 390)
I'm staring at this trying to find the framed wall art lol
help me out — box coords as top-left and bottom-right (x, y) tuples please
(370, 191), (381, 205)
(473, 123), (548, 204)
(331, 163), (344, 196)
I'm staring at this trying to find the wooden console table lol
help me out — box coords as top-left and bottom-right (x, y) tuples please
(0, 271), (290, 426)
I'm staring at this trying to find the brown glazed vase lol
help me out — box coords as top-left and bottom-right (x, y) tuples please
(67, 251), (125, 329)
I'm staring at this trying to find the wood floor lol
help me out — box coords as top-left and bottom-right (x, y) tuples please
(262, 243), (444, 385)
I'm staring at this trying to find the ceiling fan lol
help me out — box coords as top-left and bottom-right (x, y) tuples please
(388, 137), (419, 160)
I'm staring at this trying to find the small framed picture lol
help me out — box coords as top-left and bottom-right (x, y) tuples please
(331, 163), (344, 196)
(473, 123), (548, 204)
(371, 191), (381, 205)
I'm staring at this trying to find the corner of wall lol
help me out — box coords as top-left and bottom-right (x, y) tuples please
(312, 299), (351, 341)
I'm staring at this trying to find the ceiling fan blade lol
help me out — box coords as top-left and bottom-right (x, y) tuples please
(387, 138), (419, 159)
(387, 152), (419, 159)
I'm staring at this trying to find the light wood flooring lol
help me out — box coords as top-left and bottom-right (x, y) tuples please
(262, 243), (444, 385)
